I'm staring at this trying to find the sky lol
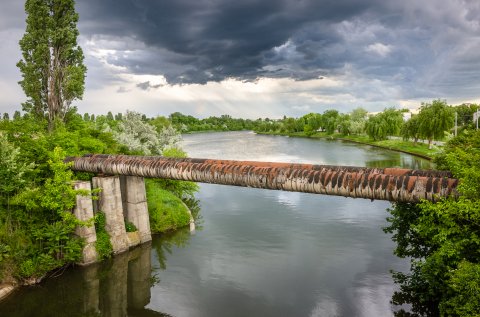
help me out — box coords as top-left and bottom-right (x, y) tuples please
(1, 0), (479, 119)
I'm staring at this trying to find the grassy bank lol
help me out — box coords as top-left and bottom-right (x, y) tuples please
(145, 179), (192, 233)
(257, 131), (439, 159)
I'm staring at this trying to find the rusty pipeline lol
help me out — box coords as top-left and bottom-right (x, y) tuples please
(66, 154), (458, 203)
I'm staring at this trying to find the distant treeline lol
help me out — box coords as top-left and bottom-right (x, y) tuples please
(5, 100), (476, 147)
(74, 100), (479, 147)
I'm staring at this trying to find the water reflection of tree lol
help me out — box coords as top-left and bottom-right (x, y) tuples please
(184, 197), (202, 224)
(365, 156), (432, 170)
(151, 227), (193, 271)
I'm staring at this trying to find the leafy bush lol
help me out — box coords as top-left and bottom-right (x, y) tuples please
(146, 180), (191, 233)
(125, 221), (138, 233)
(94, 212), (113, 260)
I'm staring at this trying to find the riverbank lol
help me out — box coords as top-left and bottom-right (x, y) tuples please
(256, 131), (439, 160)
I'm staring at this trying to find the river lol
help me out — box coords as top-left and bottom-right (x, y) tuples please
(0, 131), (432, 316)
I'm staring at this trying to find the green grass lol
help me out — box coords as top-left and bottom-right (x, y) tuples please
(145, 179), (191, 234)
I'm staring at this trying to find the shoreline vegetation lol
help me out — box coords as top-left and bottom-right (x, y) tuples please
(255, 130), (437, 160)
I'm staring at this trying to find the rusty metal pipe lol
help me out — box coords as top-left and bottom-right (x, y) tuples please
(75, 154), (453, 178)
(66, 154), (458, 203)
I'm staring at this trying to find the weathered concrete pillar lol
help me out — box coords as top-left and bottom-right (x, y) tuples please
(73, 181), (98, 265)
(121, 176), (152, 244)
(92, 176), (129, 254)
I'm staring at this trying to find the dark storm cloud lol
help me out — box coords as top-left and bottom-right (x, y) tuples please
(76, 0), (379, 84)
(72, 0), (480, 98)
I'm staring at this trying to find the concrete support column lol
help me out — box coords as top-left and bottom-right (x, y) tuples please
(73, 181), (98, 265)
(121, 176), (152, 243)
(92, 176), (129, 254)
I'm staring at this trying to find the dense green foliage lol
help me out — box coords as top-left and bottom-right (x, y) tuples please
(145, 181), (192, 234)
(365, 108), (405, 140)
(401, 114), (421, 143)
(94, 212), (113, 260)
(385, 130), (480, 316)
(455, 103), (480, 127)
(0, 146), (85, 281)
(170, 112), (258, 132)
(144, 147), (199, 233)
(18, 0), (86, 131)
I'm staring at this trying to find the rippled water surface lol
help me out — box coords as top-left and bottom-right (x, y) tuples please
(0, 131), (432, 317)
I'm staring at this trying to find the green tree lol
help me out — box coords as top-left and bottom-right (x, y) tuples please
(401, 114), (421, 144)
(349, 107), (368, 135)
(322, 110), (339, 134)
(13, 111), (21, 120)
(385, 130), (480, 316)
(365, 108), (404, 141)
(17, 0), (86, 131)
(0, 134), (34, 216)
(365, 114), (387, 140)
(336, 114), (351, 135)
(302, 113), (322, 136)
(418, 100), (455, 149)
(350, 107), (368, 122)
(455, 103), (479, 127)
(150, 116), (172, 133)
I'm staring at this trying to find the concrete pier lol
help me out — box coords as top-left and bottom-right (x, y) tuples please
(120, 176), (152, 244)
(92, 176), (129, 254)
(73, 181), (98, 265)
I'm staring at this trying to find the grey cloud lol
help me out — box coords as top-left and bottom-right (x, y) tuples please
(117, 86), (130, 93)
(136, 81), (163, 91)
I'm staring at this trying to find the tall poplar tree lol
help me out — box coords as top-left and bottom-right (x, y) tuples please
(17, 0), (86, 131)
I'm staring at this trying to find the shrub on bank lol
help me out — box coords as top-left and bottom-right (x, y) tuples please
(145, 179), (191, 233)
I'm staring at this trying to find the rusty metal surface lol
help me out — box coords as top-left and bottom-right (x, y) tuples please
(66, 154), (458, 203)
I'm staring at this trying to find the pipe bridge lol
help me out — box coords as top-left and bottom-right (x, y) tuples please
(67, 154), (458, 203)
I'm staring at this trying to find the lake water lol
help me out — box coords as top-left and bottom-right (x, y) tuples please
(0, 131), (432, 317)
